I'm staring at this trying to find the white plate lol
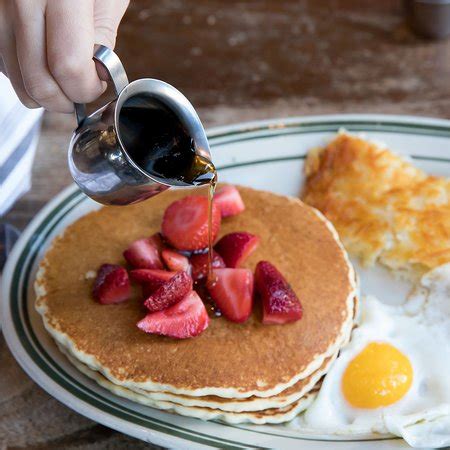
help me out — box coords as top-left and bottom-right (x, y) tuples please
(2, 114), (450, 449)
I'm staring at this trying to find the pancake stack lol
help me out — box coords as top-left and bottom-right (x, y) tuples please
(35, 187), (357, 424)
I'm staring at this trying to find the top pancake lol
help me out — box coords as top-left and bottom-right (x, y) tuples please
(35, 186), (356, 398)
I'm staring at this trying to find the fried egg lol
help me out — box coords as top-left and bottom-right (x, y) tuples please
(293, 271), (450, 447)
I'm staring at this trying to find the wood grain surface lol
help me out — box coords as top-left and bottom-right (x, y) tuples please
(2, 0), (450, 448)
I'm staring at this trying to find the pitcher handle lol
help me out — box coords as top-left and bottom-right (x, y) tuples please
(75, 45), (129, 126)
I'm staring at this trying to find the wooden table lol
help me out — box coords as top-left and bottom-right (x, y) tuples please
(2, 0), (450, 447)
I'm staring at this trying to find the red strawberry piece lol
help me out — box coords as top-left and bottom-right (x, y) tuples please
(214, 185), (245, 218)
(255, 261), (302, 325)
(142, 283), (157, 298)
(123, 237), (163, 269)
(161, 195), (221, 251)
(214, 232), (260, 268)
(130, 269), (178, 296)
(190, 250), (226, 282)
(144, 271), (193, 312)
(93, 264), (130, 304)
(137, 290), (209, 339)
(148, 232), (165, 254)
(130, 269), (177, 285)
(208, 268), (254, 323)
(162, 248), (191, 273)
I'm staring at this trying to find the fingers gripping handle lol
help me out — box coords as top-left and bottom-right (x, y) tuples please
(75, 45), (129, 126)
(93, 45), (129, 95)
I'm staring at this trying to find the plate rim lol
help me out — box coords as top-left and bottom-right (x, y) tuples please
(207, 113), (450, 136)
(2, 113), (450, 449)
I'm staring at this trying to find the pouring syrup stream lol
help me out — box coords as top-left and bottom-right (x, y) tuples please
(207, 170), (217, 281)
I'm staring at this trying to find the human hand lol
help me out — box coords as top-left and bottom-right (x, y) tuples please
(0, 0), (129, 112)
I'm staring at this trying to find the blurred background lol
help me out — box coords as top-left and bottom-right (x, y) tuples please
(5, 0), (450, 231)
(2, 0), (450, 447)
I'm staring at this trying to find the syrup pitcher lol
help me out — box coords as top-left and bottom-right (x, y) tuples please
(69, 45), (215, 206)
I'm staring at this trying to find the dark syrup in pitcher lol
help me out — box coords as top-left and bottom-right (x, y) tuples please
(119, 94), (215, 187)
(119, 94), (218, 280)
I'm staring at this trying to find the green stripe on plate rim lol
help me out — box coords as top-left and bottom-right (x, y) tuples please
(207, 119), (450, 144)
(9, 120), (450, 447)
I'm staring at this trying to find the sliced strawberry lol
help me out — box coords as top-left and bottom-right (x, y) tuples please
(190, 250), (226, 282)
(161, 195), (221, 251)
(93, 264), (130, 304)
(144, 271), (193, 312)
(214, 185), (245, 218)
(142, 283), (156, 298)
(123, 237), (163, 269)
(162, 248), (191, 273)
(208, 268), (254, 323)
(215, 232), (260, 268)
(255, 261), (302, 325)
(148, 232), (165, 254)
(130, 269), (178, 296)
(137, 290), (210, 339)
(130, 269), (177, 285)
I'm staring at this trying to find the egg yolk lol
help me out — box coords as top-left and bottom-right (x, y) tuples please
(342, 342), (413, 408)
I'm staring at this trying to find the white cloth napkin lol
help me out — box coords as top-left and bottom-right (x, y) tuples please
(0, 74), (44, 215)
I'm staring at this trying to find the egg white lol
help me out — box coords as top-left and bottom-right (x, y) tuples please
(287, 266), (450, 447)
